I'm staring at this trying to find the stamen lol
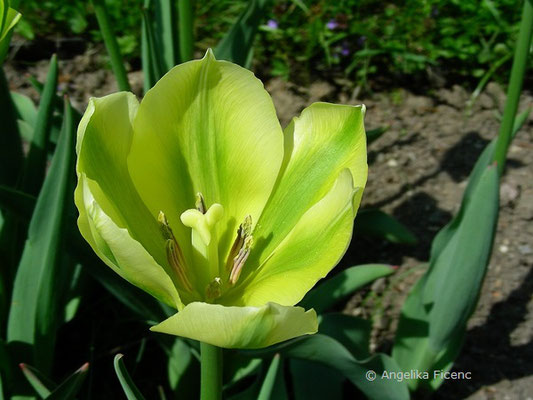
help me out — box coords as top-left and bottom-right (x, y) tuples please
(158, 211), (192, 291)
(166, 239), (193, 291)
(229, 236), (253, 285)
(226, 215), (252, 272)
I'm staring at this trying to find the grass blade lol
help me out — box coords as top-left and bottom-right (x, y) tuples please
(214, 0), (270, 68)
(92, 0), (131, 91)
(20, 54), (58, 195)
(7, 98), (77, 373)
(114, 354), (147, 400)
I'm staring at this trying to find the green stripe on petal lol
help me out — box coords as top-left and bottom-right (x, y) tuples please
(224, 169), (356, 307)
(76, 174), (182, 309)
(150, 302), (317, 349)
(128, 50), (284, 285)
(247, 102), (367, 278)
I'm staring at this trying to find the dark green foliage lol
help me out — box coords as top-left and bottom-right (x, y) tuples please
(15, 0), (525, 84)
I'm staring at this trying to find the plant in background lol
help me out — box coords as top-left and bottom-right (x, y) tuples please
(0, 0), (20, 62)
(74, 49), (367, 396)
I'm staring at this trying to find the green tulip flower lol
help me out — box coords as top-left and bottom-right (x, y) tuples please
(75, 50), (367, 349)
(0, 0), (21, 63)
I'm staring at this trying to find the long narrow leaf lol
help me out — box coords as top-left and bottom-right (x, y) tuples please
(7, 98), (77, 373)
(177, 0), (194, 62)
(154, 0), (177, 70)
(47, 363), (89, 400)
(428, 165), (499, 351)
(141, 7), (165, 81)
(19, 363), (55, 397)
(214, 0), (270, 68)
(300, 264), (395, 313)
(257, 355), (285, 400)
(92, 0), (131, 91)
(114, 354), (147, 400)
(20, 54), (58, 195)
(141, 0), (156, 93)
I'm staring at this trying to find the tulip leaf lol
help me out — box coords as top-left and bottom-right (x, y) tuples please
(7, 98), (77, 373)
(430, 107), (529, 261)
(214, 0), (270, 67)
(257, 355), (286, 400)
(366, 126), (389, 144)
(0, 185), (36, 221)
(300, 264), (395, 313)
(19, 363), (55, 397)
(10, 91), (38, 127)
(177, 0), (193, 62)
(114, 354), (147, 400)
(224, 354), (261, 389)
(166, 338), (198, 398)
(246, 334), (410, 400)
(20, 54), (58, 195)
(428, 165), (499, 351)
(290, 359), (343, 400)
(319, 313), (371, 359)
(46, 363), (89, 400)
(141, 0), (156, 92)
(353, 209), (417, 244)
(141, 7), (165, 82)
(154, 0), (177, 69)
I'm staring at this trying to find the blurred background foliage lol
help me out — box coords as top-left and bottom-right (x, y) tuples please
(14, 0), (525, 85)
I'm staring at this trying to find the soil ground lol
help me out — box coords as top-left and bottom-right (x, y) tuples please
(4, 46), (533, 399)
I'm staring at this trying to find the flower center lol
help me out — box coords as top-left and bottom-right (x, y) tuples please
(159, 193), (254, 302)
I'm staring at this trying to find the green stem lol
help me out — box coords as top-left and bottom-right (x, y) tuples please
(178, 0), (194, 62)
(200, 342), (222, 400)
(92, 0), (131, 91)
(492, 0), (533, 173)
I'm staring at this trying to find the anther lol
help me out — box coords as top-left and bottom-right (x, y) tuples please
(158, 210), (192, 291)
(229, 236), (253, 285)
(226, 215), (252, 272)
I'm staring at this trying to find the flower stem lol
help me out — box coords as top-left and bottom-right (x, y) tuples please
(200, 342), (222, 400)
(492, 0), (533, 174)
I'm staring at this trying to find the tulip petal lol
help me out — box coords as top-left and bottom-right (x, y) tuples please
(249, 103), (368, 272)
(75, 92), (188, 302)
(224, 169), (356, 307)
(128, 50), (284, 285)
(76, 174), (182, 309)
(249, 103), (367, 273)
(150, 302), (317, 349)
